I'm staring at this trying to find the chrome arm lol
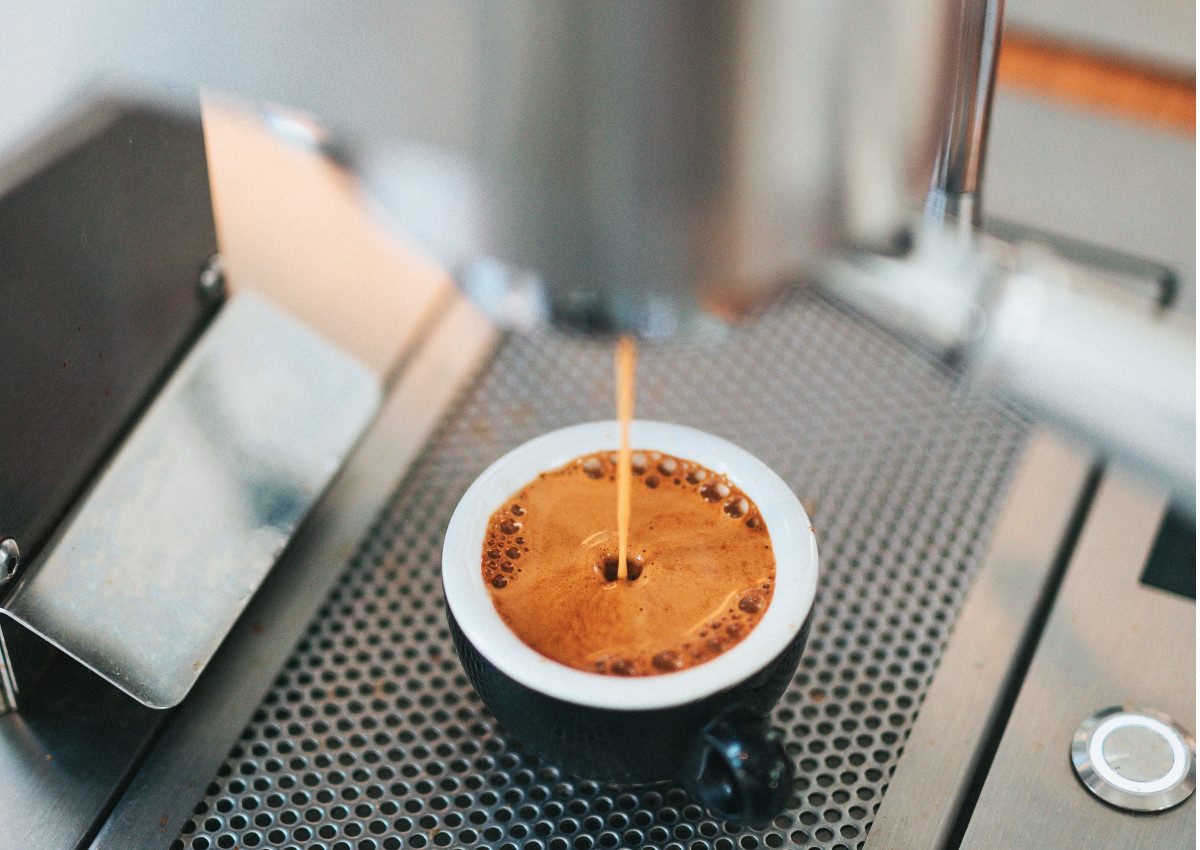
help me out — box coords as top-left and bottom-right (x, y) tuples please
(926, 0), (1006, 233)
(826, 232), (1196, 513)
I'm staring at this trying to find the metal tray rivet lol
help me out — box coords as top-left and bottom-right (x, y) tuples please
(0, 538), (19, 584)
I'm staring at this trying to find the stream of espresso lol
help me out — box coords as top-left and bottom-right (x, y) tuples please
(615, 336), (637, 581)
(480, 334), (777, 676)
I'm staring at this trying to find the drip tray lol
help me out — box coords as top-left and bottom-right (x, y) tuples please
(170, 294), (1029, 850)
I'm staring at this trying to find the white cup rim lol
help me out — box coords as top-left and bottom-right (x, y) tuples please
(442, 420), (818, 710)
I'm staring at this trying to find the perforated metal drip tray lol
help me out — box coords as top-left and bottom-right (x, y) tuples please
(174, 293), (1028, 850)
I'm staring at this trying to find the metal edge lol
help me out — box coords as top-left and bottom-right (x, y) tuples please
(88, 294), (499, 850)
(0, 628), (16, 713)
(1, 291), (381, 709)
(1070, 705), (1197, 813)
(864, 429), (1096, 849)
(0, 87), (200, 202)
(957, 470), (1193, 847)
(0, 95), (221, 589)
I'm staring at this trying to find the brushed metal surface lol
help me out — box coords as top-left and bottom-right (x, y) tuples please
(0, 97), (218, 574)
(865, 431), (1095, 848)
(959, 472), (1195, 847)
(340, 0), (958, 335)
(0, 640), (163, 850)
(1, 292), (380, 708)
(90, 296), (499, 850)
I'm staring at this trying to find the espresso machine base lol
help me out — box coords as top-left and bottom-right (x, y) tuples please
(103, 291), (1046, 849)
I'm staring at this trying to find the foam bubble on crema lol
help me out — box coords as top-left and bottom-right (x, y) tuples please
(481, 449), (776, 677)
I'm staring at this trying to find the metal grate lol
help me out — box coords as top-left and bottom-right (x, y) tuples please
(174, 293), (1028, 850)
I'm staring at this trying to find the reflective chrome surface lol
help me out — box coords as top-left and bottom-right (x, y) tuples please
(926, 0), (1006, 231)
(1, 292), (380, 709)
(90, 297), (499, 850)
(1071, 706), (1196, 813)
(344, 0), (959, 335)
(0, 541), (18, 586)
(0, 97), (220, 575)
(825, 227), (1196, 512)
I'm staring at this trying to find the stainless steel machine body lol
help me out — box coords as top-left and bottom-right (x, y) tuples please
(131, 292), (1036, 850)
(0, 100), (383, 844)
(333, 1), (958, 337)
(100, 289), (1192, 850)
(0, 116), (1193, 850)
(0, 0), (1193, 847)
(338, 0), (1196, 506)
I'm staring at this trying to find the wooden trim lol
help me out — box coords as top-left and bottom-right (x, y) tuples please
(996, 30), (1195, 136)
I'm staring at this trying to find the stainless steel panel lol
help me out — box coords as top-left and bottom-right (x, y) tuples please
(0, 97), (219, 573)
(866, 431), (1095, 848)
(959, 473), (1194, 848)
(91, 296), (498, 850)
(344, 1), (958, 335)
(0, 641), (162, 850)
(152, 293), (1032, 849)
(3, 1), (962, 336)
(2, 292), (380, 708)
(1070, 705), (1196, 813)
(0, 292), (488, 850)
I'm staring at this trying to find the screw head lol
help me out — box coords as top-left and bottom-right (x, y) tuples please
(198, 254), (227, 302)
(0, 538), (20, 584)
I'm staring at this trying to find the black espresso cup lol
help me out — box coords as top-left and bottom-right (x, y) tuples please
(442, 421), (818, 823)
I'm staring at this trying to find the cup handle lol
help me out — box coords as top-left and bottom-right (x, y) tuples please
(679, 709), (793, 824)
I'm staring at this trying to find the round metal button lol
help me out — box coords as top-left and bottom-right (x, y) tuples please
(1071, 706), (1196, 812)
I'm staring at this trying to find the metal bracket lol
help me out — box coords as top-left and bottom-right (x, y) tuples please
(0, 292), (379, 709)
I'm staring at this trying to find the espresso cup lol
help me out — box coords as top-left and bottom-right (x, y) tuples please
(442, 421), (818, 823)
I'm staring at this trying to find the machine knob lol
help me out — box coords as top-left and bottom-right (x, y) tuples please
(1071, 706), (1196, 813)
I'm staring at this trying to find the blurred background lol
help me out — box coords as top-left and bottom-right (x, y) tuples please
(1, 0), (1194, 305)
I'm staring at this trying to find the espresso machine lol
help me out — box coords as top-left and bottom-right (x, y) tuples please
(0, 2), (1193, 848)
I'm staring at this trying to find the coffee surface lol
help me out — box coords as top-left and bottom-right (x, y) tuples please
(483, 450), (775, 676)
